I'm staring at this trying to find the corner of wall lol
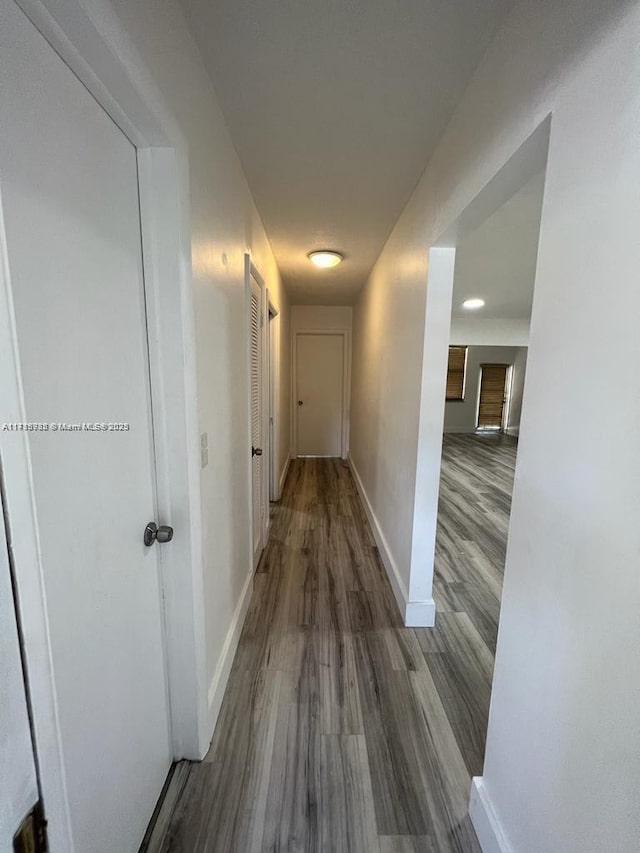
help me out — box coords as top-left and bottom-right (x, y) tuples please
(469, 777), (514, 853)
(348, 454), (435, 628)
(278, 452), (291, 500)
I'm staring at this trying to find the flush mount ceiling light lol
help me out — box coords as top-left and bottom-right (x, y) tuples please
(462, 298), (485, 310)
(308, 250), (344, 269)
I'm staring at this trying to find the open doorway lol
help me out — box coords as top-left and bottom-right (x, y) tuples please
(476, 363), (510, 431)
(431, 166), (546, 775)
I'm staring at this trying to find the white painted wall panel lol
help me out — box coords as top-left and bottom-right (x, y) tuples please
(449, 318), (530, 347)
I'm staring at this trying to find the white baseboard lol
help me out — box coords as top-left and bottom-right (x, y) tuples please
(277, 453), (291, 499)
(469, 777), (514, 853)
(505, 426), (520, 437)
(348, 455), (435, 628)
(404, 598), (436, 627)
(206, 569), (253, 739)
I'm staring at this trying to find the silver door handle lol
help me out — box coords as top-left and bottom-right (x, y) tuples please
(144, 522), (174, 546)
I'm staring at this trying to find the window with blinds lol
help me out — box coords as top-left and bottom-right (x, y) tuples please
(446, 346), (467, 401)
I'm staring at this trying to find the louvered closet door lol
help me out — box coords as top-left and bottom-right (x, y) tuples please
(477, 364), (509, 429)
(250, 273), (264, 569)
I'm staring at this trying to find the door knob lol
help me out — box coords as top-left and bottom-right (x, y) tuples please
(298, 400), (303, 406)
(252, 446), (263, 457)
(144, 522), (174, 547)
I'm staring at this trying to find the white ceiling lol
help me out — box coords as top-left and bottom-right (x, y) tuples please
(452, 170), (546, 321)
(179, 0), (515, 305)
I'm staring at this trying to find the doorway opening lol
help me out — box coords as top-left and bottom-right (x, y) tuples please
(431, 161), (547, 778)
(476, 363), (511, 431)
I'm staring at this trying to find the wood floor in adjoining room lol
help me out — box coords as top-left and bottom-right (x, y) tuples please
(150, 437), (516, 853)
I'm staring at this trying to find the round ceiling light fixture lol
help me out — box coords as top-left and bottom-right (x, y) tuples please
(462, 298), (485, 310)
(308, 250), (344, 269)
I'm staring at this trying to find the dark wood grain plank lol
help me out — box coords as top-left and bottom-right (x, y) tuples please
(379, 838), (434, 853)
(319, 735), (379, 852)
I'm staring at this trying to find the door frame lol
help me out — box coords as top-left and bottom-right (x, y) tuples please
(408, 119), (551, 629)
(292, 329), (351, 459)
(2, 2), (208, 849)
(475, 363), (511, 431)
(502, 365), (515, 431)
(244, 255), (269, 563)
(267, 301), (280, 502)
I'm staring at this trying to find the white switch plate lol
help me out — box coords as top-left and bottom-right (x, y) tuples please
(200, 432), (208, 469)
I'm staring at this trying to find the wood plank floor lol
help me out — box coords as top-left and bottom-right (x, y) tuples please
(147, 435), (516, 853)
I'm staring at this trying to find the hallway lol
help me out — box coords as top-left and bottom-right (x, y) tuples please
(149, 447), (516, 852)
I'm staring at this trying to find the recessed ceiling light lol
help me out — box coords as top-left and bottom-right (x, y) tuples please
(308, 250), (343, 268)
(462, 298), (485, 310)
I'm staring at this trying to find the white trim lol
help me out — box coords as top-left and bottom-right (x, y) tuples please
(298, 454), (342, 459)
(474, 366), (482, 429)
(0, 182), (74, 853)
(243, 255), (255, 576)
(292, 329), (351, 460)
(349, 454), (436, 628)
(404, 598), (437, 627)
(408, 248), (456, 619)
(206, 570), (254, 734)
(267, 299), (280, 502)
(278, 453), (291, 499)
(136, 148), (208, 762)
(505, 426), (520, 437)
(501, 365), (514, 432)
(469, 777), (514, 853)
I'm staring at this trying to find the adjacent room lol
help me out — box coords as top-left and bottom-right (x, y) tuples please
(431, 168), (545, 775)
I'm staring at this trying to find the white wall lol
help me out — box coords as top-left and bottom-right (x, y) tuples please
(351, 1), (640, 850)
(450, 318), (529, 347)
(444, 346), (525, 434)
(85, 0), (290, 743)
(291, 305), (353, 332)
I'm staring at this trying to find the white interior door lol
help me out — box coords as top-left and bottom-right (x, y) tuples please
(0, 495), (39, 849)
(250, 273), (264, 568)
(296, 334), (345, 457)
(0, 3), (171, 851)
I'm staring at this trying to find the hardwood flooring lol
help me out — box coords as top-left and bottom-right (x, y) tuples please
(146, 435), (517, 853)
